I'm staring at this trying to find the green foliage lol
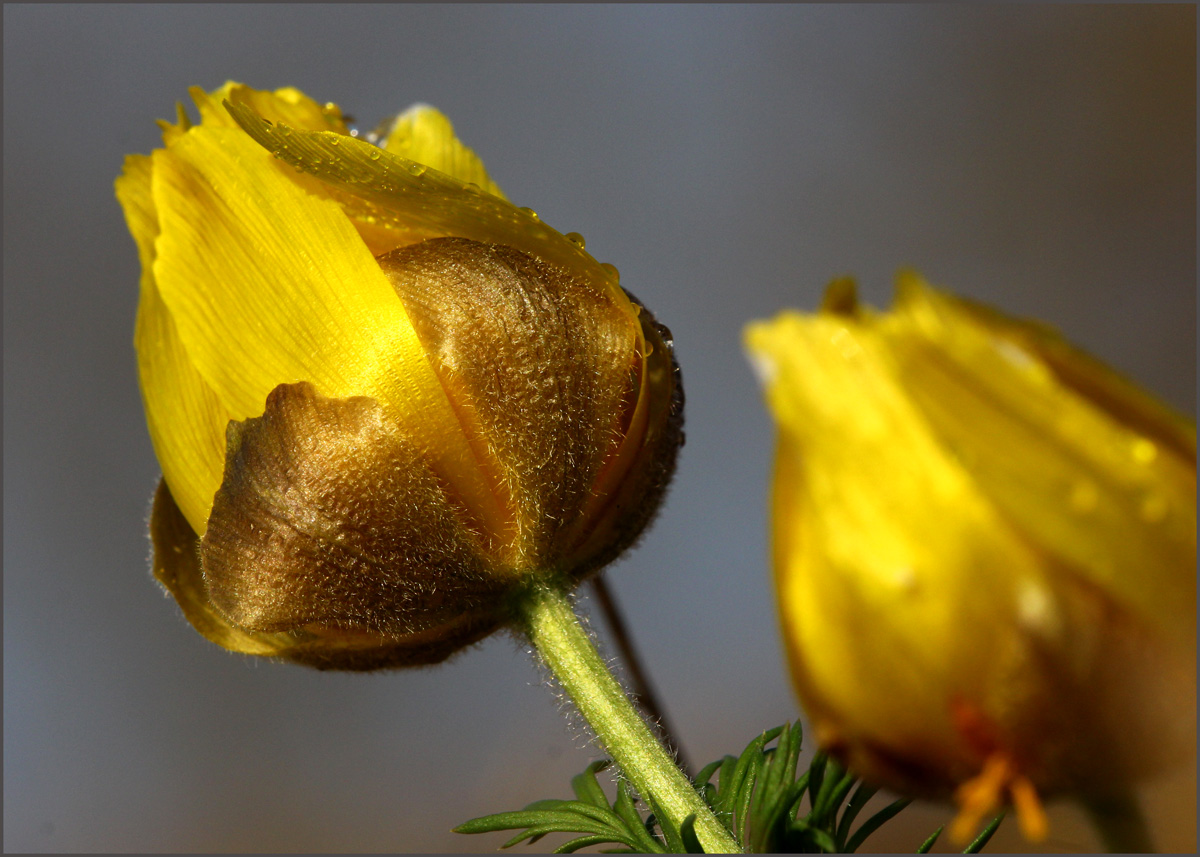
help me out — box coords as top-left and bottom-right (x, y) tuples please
(915, 814), (1005, 855)
(453, 760), (668, 853)
(454, 723), (1004, 853)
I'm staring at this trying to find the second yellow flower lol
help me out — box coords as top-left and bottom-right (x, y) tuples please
(746, 275), (1195, 841)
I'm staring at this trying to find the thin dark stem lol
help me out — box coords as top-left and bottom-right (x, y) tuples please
(589, 573), (691, 775)
(1083, 792), (1155, 853)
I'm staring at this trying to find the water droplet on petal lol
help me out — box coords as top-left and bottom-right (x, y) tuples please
(1131, 438), (1157, 464)
(368, 149), (381, 160)
(407, 163), (426, 177)
(519, 207), (539, 220)
(889, 565), (918, 595)
(600, 262), (620, 282)
(1016, 580), (1060, 638)
(829, 327), (862, 360)
(565, 232), (586, 249)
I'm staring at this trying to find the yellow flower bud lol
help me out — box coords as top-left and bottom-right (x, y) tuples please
(745, 274), (1195, 841)
(117, 84), (682, 670)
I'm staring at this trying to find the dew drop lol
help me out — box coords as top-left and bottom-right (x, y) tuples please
(368, 149), (381, 160)
(1131, 438), (1157, 464)
(890, 565), (918, 595)
(519, 206), (540, 220)
(1016, 580), (1060, 638)
(747, 351), (778, 387)
(329, 137), (340, 146)
(565, 232), (586, 249)
(407, 163), (426, 177)
(996, 340), (1035, 370)
(829, 326), (862, 360)
(600, 262), (620, 282)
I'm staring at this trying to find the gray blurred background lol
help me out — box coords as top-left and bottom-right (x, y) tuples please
(4, 4), (1195, 853)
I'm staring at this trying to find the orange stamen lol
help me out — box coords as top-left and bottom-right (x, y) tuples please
(949, 754), (1010, 844)
(949, 752), (1049, 845)
(1011, 775), (1048, 842)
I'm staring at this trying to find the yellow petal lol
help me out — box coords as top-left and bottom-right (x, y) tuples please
(149, 122), (505, 537)
(383, 104), (506, 199)
(212, 83), (347, 133)
(118, 152), (231, 533)
(135, 287), (234, 535)
(224, 100), (631, 321)
(155, 101), (193, 146)
(195, 82), (348, 134)
(881, 275), (1196, 649)
(157, 81), (348, 151)
(115, 154), (159, 275)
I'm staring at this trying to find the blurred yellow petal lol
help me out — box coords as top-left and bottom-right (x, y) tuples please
(750, 310), (1044, 782)
(906, 277), (1195, 462)
(383, 104), (506, 199)
(880, 276), (1196, 648)
(118, 152), (230, 533)
(150, 123), (504, 536)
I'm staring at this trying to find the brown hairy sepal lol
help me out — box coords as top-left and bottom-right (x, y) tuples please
(151, 238), (684, 671)
(153, 383), (508, 670)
